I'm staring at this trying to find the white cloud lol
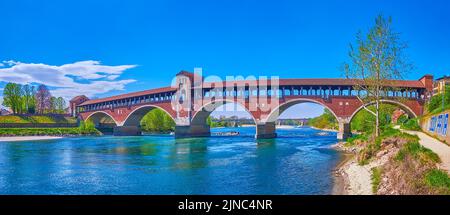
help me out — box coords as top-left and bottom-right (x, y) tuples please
(0, 60), (137, 101)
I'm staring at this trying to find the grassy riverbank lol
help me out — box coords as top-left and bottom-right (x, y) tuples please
(0, 121), (101, 137)
(334, 127), (450, 195)
(0, 115), (76, 124)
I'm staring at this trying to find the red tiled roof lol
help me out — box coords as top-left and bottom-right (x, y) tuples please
(176, 70), (203, 81)
(198, 78), (426, 89)
(79, 86), (176, 106)
(70, 95), (89, 102)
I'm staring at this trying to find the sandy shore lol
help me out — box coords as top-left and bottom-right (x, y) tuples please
(332, 143), (373, 195)
(0, 136), (63, 142)
(335, 157), (373, 195)
(332, 153), (353, 195)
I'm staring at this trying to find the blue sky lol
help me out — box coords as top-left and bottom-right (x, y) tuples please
(1, 0), (449, 118)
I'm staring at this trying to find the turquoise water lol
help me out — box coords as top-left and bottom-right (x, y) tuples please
(0, 126), (341, 194)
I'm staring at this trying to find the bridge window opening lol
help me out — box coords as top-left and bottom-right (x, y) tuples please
(333, 89), (339, 96)
(259, 90), (267, 96)
(342, 90), (349, 96)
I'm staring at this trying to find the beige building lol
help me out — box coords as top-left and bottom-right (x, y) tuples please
(433, 76), (450, 95)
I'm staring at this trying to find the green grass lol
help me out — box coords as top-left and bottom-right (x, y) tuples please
(357, 126), (421, 165)
(0, 122), (100, 136)
(400, 118), (421, 131)
(371, 167), (382, 194)
(395, 141), (440, 164)
(0, 115), (77, 124)
(424, 169), (450, 194)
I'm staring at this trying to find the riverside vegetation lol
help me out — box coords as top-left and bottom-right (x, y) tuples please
(0, 119), (101, 136)
(310, 103), (450, 194)
(344, 126), (450, 194)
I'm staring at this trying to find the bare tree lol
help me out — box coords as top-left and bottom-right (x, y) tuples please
(35, 84), (52, 114)
(342, 15), (412, 137)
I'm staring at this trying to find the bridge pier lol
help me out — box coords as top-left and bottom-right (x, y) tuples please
(255, 122), (277, 139)
(113, 126), (142, 136)
(337, 121), (351, 140)
(174, 124), (211, 138)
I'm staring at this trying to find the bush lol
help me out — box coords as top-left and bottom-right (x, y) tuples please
(424, 169), (450, 191)
(79, 120), (100, 135)
(0, 122), (100, 136)
(395, 141), (440, 164)
(0, 115), (77, 124)
(396, 114), (409, 125)
(371, 167), (382, 193)
(308, 109), (338, 130)
(400, 118), (421, 131)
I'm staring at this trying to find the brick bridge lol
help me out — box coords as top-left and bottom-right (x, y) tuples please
(70, 71), (433, 139)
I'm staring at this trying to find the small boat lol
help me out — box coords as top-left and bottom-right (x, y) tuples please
(214, 131), (240, 136)
(316, 132), (329, 136)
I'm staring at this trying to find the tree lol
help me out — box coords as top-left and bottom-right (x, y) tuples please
(35, 84), (52, 114)
(2, 82), (24, 114)
(22, 84), (36, 114)
(141, 109), (175, 133)
(49, 97), (57, 113)
(342, 15), (412, 137)
(55, 97), (66, 114)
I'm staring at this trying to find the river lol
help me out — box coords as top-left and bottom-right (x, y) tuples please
(0, 126), (342, 194)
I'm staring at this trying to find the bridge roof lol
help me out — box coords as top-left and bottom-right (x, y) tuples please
(79, 86), (176, 106)
(199, 78), (426, 89)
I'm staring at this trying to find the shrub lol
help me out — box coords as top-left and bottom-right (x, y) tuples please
(400, 118), (421, 131)
(371, 167), (382, 193)
(395, 141), (440, 164)
(424, 169), (450, 189)
(307, 109), (338, 130)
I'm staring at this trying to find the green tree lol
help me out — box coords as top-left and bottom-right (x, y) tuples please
(308, 109), (338, 130)
(351, 104), (398, 133)
(22, 84), (36, 114)
(49, 97), (57, 113)
(342, 15), (412, 137)
(2, 83), (24, 114)
(141, 109), (175, 133)
(55, 97), (66, 114)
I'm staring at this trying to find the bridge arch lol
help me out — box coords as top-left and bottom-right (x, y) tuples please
(85, 111), (119, 126)
(122, 105), (176, 127)
(264, 98), (339, 123)
(191, 99), (257, 126)
(349, 99), (418, 123)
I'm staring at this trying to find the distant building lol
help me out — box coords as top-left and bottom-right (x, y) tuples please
(0, 108), (11, 116)
(433, 75), (450, 95)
